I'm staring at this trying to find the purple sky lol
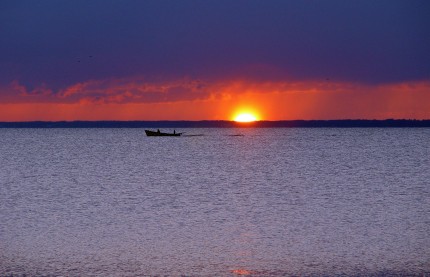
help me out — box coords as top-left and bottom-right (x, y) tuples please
(1, 0), (429, 91)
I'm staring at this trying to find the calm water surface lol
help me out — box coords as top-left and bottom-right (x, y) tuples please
(0, 128), (429, 276)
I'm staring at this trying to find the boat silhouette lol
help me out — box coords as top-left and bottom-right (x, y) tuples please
(145, 129), (182, 137)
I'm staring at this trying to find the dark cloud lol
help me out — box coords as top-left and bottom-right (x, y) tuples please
(1, 0), (429, 93)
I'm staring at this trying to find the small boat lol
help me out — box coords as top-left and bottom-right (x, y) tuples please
(145, 129), (182, 137)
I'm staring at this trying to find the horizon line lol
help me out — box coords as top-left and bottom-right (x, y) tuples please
(1, 119), (429, 128)
(1, 119), (430, 123)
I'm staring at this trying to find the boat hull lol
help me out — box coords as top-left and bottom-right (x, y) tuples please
(145, 130), (182, 136)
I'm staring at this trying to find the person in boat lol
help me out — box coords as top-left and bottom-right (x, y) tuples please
(174, 130), (176, 134)
(157, 129), (160, 133)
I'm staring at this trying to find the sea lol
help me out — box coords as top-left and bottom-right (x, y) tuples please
(0, 128), (429, 276)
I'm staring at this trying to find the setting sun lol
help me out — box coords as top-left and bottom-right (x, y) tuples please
(234, 113), (258, 122)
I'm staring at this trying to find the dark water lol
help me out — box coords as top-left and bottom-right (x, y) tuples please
(0, 128), (429, 276)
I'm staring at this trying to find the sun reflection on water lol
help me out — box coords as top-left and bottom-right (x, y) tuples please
(231, 268), (253, 275)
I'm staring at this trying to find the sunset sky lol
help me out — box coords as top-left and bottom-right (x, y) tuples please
(0, 0), (429, 121)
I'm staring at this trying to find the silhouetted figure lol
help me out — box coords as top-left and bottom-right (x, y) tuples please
(174, 130), (176, 134)
(157, 129), (160, 133)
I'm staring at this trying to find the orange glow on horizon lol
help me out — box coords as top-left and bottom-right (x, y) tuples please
(0, 79), (429, 121)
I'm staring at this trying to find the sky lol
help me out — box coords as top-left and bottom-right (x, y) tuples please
(0, 0), (429, 121)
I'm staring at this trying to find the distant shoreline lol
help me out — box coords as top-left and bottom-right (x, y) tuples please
(0, 120), (429, 128)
